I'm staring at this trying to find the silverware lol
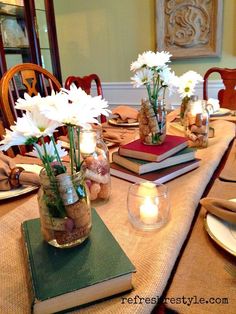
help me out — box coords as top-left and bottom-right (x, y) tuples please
(224, 262), (236, 277)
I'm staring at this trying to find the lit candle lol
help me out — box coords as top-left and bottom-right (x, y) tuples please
(140, 196), (159, 224)
(80, 130), (96, 155)
(190, 100), (202, 115)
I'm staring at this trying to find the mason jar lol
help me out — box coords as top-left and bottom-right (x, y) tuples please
(139, 98), (167, 145)
(184, 96), (209, 148)
(38, 168), (92, 248)
(80, 128), (111, 205)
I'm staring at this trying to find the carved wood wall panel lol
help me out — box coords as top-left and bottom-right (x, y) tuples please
(156, 0), (223, 59)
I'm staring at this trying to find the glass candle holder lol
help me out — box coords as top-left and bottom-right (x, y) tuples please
(127, 181), (170, 231)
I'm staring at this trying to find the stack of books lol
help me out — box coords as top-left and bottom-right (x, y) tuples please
(110, 134), (200, 184)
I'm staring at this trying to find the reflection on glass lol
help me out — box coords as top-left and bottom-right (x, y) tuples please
(36, 9), (50, 49)
(34, 0), (44, 10)
(41, 49), (52, 73)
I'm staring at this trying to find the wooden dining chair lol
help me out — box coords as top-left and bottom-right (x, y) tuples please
(203, 67), (236, 110)
(0, 63), (62, 129)
(64, 74), (107, 123)
(0, 63), (63, 155)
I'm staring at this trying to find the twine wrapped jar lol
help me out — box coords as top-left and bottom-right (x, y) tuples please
(38, 169), (91, 249)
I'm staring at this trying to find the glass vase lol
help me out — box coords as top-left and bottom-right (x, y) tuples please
(80, 129), (111, 205)
(38, 168), (92, 249)
(184, 97), (209, 148)
(180, 96), (190, 125)
(139, 99), (167, 145)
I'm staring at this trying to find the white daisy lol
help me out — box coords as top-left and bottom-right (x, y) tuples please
(131, 68), (153, 87)
(40, 85), (110, 127)
(177, 71), (203, 98)
(15, 93), (43, 111)
(31, 141), (68, 161)
(0, 128), (28, 151)
(155, 51), (172, 67)
(11, 108), (60, 138)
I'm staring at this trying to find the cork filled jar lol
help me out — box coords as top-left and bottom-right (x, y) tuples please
(80, 129), (111, 205)
(184, 96), (209, 148)
(139, 99), (167, 145)
(38, 169), (92, 249)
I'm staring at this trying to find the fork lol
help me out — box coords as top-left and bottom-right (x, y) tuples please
(224, 262), (236, 277)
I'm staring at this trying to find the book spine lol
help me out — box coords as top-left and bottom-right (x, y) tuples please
(21, 223), (37, 313)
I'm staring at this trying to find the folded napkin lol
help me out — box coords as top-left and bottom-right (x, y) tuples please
(0, 152), (40, 191)
(102, 129), (123, 144)
(206, 98), (220, 114)
(112, 105), (139, 123)
(200, 197), (236, 224)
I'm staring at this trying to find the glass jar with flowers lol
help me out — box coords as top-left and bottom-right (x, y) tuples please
(130, 50), (177, 145)
(0, 85), (110, 248)
(177, 70), (203, 125)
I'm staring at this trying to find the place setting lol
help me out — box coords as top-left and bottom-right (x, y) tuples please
(201, 196), (236, 256)
(99, 105), (139, 147)
(108, 105), (139, 127)
(0, 152), (41, 200)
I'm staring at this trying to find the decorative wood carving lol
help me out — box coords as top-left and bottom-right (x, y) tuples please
(156, 0), (223, 59)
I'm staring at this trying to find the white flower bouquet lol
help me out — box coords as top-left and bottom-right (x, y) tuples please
(130, 50), (177, 112)
(0, 84), (110, 175)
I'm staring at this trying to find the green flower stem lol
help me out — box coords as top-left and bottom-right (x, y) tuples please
(146, 84), (152, 104)
(33, 142), (46, 166)
(33, 138), (51, 177)
(68, 125), (75, 175)
(76, 127), (81, 171)
(50, 136), (65, 170)
(40, 137), (56, 181)
(72, 127), (77, 169)
(36, 138), (66, 218)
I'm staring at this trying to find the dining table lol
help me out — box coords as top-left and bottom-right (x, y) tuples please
(0, 117), (235, 314)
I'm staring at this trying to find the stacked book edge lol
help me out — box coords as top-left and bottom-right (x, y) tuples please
(111, 134), (200, 184)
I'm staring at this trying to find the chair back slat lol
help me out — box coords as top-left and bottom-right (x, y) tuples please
(203, 67), (236, 110)
(0, 63), (62, 156)
(21, 69), (38, 95)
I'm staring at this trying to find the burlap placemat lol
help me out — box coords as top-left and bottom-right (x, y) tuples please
(165, 179), (236, 314)
(0, 120), (235, 314)
(219, 139), (236, 182)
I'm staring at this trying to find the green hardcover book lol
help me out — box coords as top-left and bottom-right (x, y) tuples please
(112, 147), (196, 175)
(21, 209), (136, 314)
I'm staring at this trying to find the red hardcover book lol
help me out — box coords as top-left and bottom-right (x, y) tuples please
(118, 135), (188, 162)
(110, 159), (200, 184)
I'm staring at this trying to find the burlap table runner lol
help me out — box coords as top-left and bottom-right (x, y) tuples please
(0, 120), (235, 314)
(219, 139), (236, 182)
(165, 179), (236, 314)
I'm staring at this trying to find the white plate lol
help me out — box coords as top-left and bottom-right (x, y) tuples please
(204, 198), (236, 256)
(0, 164), (42, 201)
(210, 108), (231, 117)
(108, 118), (139, 127)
